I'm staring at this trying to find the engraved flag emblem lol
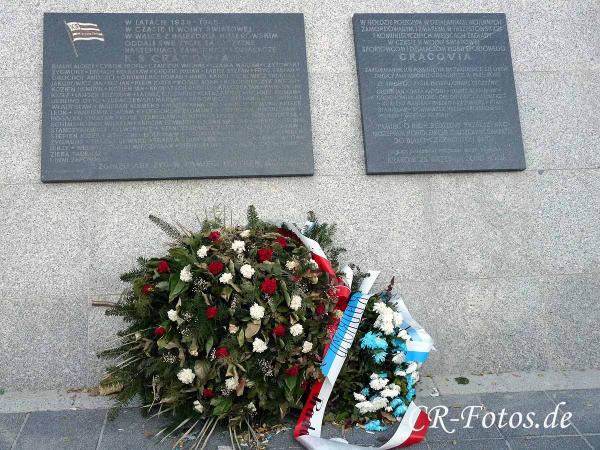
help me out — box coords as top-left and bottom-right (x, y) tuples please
(64, 21), (104, 56)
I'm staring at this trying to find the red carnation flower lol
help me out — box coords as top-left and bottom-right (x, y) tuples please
(315, 303), (325, 316)
(273, 324), (286, 337)
(157, 260), (170, 273)
(285, 365), (300, 376)
(142, 284), (153, 296)
(208, 231), (221, 242)
(260, 277), (277, 295)
(208, 261), (224, 275)
(276, 236), (287, 248)
(257, 248), (273, 262)
(154, 326), (166, 337)
(206, 306), (218, 320)
(202, 388), (215, 399)
(215, 347), (229, 358)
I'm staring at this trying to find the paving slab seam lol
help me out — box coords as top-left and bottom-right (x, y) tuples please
(95, 409), (109, 450)
(10, 412), (29, 450)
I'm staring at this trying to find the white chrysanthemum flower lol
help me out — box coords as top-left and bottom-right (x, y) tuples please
(392, 352), (405, 365)
(290, 295), (302, 311)
(355, 401), (374, 414)
(240, 264), (255, 279)
(231, 240), (246, 254)
(229, 324), (239, 334)
(252, 337), (268, 353)
(193, 400), (203, 413)
(180, 265), (193, 282)
(249, 303), (265, 320)
(413, 371), (420, 382)
(225, 377), (238, 391)
(240, 229), (251, 238)
(290, 324), (303, 337)
(379, 322), (395, 335)
(371, 397), (389, 411)
(370, 373), (380, 380)
(219, 272), (233, 284)
(301, 341), (313, 353)
(353, 392), (366, 402)
(397, 329), (410, 340)
(285, 260), (298, 271)
(167, 309), (179, 321)
(373, 302), (397, 335)
(393, 312), (404, 327)
(177, 368), (195, 385)
(369, 377), (389, 391)
(197, 245), (209, 258)
(406, 362), (418, 374)
(385, 406), (393, 412)
(380, 388), (400, 398)
(394, 369), (407, 377)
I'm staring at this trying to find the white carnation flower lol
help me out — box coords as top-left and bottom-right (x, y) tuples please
(219, 272), (233, 284)
(177, 368), (195, 385)
(393, 312), (404, 327)
(231, 240), (246, 254)
(167, 309), (179, 322)
(380, 388), (400, 398)
(229, 324), (239, 334)
(249, 303), (265, 320)
(290, 323), (303, 337)
(394, 369), (407, 377)
(285, 260), (299, 271)
(180, 265), (193, 282)
(353, 392), (366, 402)
(370, 373), (380, 380)
(369, 377), (389, 391)
(397, 329), (410, 340)
(225, 377), (238, 391)
(197, 245), (209, 258)
(406, 362), (418, 374)
(290, 295), (302, 311)
(371, 396), (389, 411)
(392, 352), (405, 365)
(252, 337), (268, 353)
(193, 400), (203, 413)
(189, 348), (198, 356)
(301, 341), (313, 353)
(355, 401), (374, 414)
(240, 264), (255, 279)
(240, 229), (251, 238)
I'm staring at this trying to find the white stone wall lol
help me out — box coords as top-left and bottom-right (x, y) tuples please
(0, 0), (598, 390)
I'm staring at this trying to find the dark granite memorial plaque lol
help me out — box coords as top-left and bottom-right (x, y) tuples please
(42, 13), (313, 181)
(353, 13), (525, 173)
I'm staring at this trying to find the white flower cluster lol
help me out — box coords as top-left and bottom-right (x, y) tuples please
(167, 309), (179, 322)
(231, 240), (245, 254)
(240, 264), (255, 279)
(372, 302), (403, 335)
(369, 373), (389, 390)
(249, 303), (265, 320)
(197, 245), (209, 258)
(224, 377), (238, 391)
(177, 368), (195, 385)
(239, 229), (251, 238)
(180, 265), (193, 283)
(290, 323), (303, 337)
(252, 337), (268, 353)
(290, 295), (302, 311)
(301, 341), (313, 353)
(219, 272), (233, 284)
(354, 373), (403, 414)
(355, 396), (389, 414)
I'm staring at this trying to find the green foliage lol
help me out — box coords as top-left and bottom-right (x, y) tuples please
(304, 211), (346, 267)
(149, 214), (184, 243)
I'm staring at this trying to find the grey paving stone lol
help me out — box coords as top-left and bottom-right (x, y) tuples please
(98, 408), (171, 450)
(547, 389), (600, 435)
(417, 394), (502, 442)
(480, 391), (577, 437)
(0, 413), (25, 450)
(428, 438), (509, 449)
(14, 409), (106, 450)
(507, 435), (592, 450)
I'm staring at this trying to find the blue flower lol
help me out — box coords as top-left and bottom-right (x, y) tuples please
(406, 387), (416, 401)
(393, 402), (408, 417)
(372, 351), (387, 364)
(389, 398), (403, 409)
(360, 332), (388, 350)
(378, 372), (388, 379)
(360, 387), (370, 397)
(406, 374), (414, 388)
(365, 420), (387, 432)
(391, 338), (407, 352)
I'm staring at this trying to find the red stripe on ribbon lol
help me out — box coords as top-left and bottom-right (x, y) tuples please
(399, 409), (430, 448)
